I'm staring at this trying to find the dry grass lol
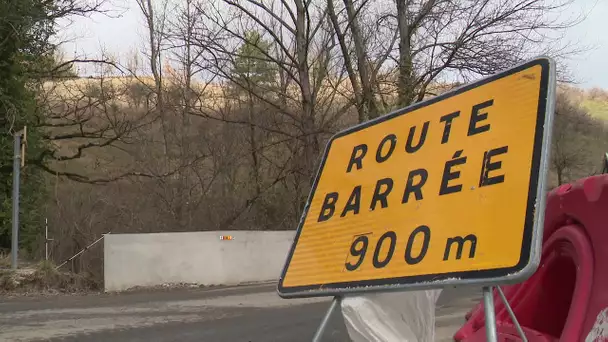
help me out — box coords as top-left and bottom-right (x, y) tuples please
(0, 261), (100, 294)
(0, 252), (10, 268)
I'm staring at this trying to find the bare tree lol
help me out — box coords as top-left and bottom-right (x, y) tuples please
(34, 61), (164, 182)
(551, 94), (597, 185)
(399, 0), (582, 106)
(328, 0), (373, 122)
(183, 0), (350, 215)
(135, 0), (171, 159)
(324, 0), (583, 119)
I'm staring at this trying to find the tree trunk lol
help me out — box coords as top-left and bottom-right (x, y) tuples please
(294, 0), (318, 178)
(327, 0), (363, 122)
(343, 0), (377, 120)
(139, 0), (170, 164)
(248, 92), (261, 195)
(396, 0), (414, 107)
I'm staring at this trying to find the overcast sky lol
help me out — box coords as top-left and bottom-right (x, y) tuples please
(56, 0), (608, 89)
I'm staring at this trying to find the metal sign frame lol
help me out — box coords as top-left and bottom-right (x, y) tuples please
(278, 56), (556, 299)
(310, 285), (528, 342)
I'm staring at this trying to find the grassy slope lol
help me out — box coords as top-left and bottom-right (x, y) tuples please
(581, 98), (608, 121)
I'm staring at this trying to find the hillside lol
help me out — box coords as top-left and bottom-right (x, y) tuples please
(582, 98), (608, 121)
(43, 79), (608, 182)
(37, 76), (608, 283)
(560, 85), (608, 121)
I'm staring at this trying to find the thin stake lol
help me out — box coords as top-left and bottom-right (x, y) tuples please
(483, 286), (498, 342)
(496, 286), (528, 342)
(312, 296), (341, 342)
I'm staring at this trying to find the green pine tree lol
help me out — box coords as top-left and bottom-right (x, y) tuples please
(232, 31), (276, 91)
(0, 0), (55, 253)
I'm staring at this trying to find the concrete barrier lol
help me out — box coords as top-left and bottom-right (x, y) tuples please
(104, 231), (295, 292)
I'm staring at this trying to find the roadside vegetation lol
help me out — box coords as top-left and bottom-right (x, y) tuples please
(0, 260), (99, 294)
(0, 0), (606, 291)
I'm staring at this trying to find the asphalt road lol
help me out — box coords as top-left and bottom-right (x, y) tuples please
(0, 283), (481, 341)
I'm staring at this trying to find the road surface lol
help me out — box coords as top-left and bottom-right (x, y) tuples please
(0, 283), (480, 341)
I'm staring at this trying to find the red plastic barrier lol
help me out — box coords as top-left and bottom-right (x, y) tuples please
(455, 175), (608, 342)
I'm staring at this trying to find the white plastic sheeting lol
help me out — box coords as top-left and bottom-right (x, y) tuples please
(341, 289), (442, 342)
(586, 307), (608, 342)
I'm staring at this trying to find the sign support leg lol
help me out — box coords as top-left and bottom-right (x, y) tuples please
(483, 286), (498, 342)
(496, 286), (528, 342)
(312, 296), (341, 342)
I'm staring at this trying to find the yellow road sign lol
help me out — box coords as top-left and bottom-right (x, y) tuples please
(278, 57), (556, 298)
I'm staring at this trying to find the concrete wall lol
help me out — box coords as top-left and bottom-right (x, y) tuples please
(104, 231), (295, 292)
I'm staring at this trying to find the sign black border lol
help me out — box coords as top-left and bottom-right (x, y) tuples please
(278, 57), (551, 298)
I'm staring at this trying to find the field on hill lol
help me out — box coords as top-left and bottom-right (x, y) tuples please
(583, 98), (608, 121)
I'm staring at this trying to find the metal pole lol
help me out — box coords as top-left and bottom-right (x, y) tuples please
(496, 286), (528, 342)
(483, 286), (498, 342)
(312, 297), (341, 342)
(11, 134), (21, 270)
(45, 218), (48, 261)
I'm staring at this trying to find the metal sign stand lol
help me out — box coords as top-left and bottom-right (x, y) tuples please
(290, 57), (555, 342)
(311, 287), (528, 342)
(312, 296), (341, 342)
(483, 286), (528, 342)
(496, 287), (527, 341)
(483, 286), (498, 341)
